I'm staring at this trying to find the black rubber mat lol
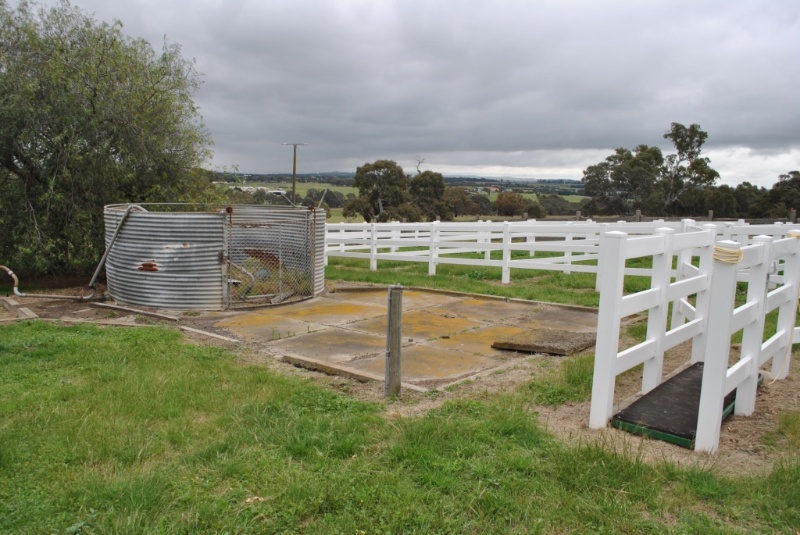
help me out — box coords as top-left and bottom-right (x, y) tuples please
(611, 362), (736, 448)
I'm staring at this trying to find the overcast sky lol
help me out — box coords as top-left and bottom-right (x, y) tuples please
(32, 0), (800, 187)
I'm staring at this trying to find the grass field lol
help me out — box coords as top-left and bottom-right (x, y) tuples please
(2, 321), (798, 533)
(3, 252), (800, 532)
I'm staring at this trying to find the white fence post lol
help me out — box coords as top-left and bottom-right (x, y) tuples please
(390, 221), (400, 253)
(527, 219), (536, 257)
(589, 231), (628, 429)
(482, 221), (491, 261)
(428, 221), (439, 276)
(695, 240), (742, 453)
(564, 224), (574, 275)
(689, 223), (717, 364)
(369, 223), (378, 271)
(772, 232), (800, 379)
(642, 227), (675, 393)
(502, 222), (512, 284)
(735, 235), (772, 416)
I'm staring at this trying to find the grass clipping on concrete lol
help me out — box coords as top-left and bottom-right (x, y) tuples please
(1, 321), (799, 533)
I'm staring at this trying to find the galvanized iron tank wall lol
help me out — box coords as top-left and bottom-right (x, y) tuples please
(103, 204), (325, 310)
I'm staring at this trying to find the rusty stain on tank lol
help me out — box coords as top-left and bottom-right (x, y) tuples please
(138, 261), (159, 272)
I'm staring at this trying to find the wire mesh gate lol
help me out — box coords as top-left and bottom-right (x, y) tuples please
(225, 205), (323, 308)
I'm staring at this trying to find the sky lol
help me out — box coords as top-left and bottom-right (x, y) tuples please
(29, 0), (800, 188)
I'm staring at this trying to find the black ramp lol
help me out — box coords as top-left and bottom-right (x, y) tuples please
(611, 362), (736, 448)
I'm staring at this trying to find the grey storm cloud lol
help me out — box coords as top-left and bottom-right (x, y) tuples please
(30, 0), (800, 186)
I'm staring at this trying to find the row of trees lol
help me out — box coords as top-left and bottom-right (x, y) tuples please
(341, 160), (546, 222)
(581, 122), (799, 219)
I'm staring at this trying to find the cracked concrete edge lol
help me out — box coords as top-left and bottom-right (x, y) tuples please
(1, 296), (21, 312)
(280, 353), (429, 393)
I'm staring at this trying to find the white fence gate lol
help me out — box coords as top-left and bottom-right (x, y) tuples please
(589, 226), (800, 452)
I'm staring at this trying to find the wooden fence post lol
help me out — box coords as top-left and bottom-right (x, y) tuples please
(386, 285), (403, 398)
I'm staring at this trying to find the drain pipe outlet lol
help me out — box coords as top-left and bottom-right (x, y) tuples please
(1, 265), (22, 297)
(1, 265), (96, 301)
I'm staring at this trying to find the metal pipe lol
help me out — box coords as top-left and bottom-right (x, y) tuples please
(88, 204), (146, 289)
(0, 204), (146, 302)
(1, 264), (96, 301)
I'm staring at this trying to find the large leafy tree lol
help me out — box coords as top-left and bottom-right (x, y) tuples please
(410, 170), (452, 221)
(582, 145), (663, 215)
(443, 187), (480, 217)
(764, 171), (800, 218)
(659, 122), (719, 213)
(0, 0), (217, 275)
(581, 123), (718, 216)
(343, 160), (412, 222)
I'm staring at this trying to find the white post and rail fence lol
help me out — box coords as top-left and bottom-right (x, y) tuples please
(324, 219), (800, 452)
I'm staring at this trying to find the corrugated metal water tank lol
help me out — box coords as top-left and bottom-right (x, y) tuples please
(103, 204), (325, 310)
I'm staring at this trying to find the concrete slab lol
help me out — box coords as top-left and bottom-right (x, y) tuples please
(264, 328), (386, 363)
(349, 310), (482, 342)
(328, 289), (461, 310)
(217, 298), (386, 331)
(513, 306), (598, 333)
(428, 324), (533, 357)
(218, 316), (328, 342)
(427, 298), (540, 323)
(206, 289), (601, 388)
(349, 344), (497, 381)
(491, 328), (596, 356)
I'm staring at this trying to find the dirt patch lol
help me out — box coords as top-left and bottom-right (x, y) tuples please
(5, 287), (799, 477)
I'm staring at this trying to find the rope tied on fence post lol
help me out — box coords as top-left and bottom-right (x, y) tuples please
(713, 245), (743, 264)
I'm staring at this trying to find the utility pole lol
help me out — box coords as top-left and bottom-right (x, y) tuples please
(281, 143), (307, 204)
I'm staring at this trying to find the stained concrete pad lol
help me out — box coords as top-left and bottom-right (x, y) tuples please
(427, 298), (540, 323)
(428, 324), (534, 357)
(211, 288), (601, 388)
(349, 344), (497, 382)
(349, 309), (482, 342)
(264, 328), (387, 363)
(513, 306), (598, 333)
(216, 315), (328, 342)
(491, 328), (596, 356)
(328, 288), (461, 310)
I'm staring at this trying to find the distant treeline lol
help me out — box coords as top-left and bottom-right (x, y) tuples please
(213, 172), (586, 196)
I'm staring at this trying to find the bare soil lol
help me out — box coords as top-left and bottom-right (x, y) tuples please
(5, 288), (798, 477)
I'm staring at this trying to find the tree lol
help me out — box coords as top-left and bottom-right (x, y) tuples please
(470, 193), (493, 216)
(765, 171), (800, 218)
(343, 160), (410, 222)
(443, 187), (479, 217)
(581, 123), (718, 216)
(0, 0), (217, 275)
(410, 170), (451, 221)
(492, 191), (544, 218)
(659, 123), (719, 213)
(581, 145), (663, 215)
(733, 182), (769, 218)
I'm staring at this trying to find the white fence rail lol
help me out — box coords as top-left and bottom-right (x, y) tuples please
(588, 226), (800, 452)
(325, 219), (800, 283)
